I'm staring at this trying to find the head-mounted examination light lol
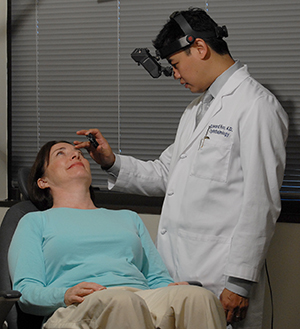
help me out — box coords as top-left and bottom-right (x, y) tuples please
(131, 12), (228, 78)
(131, 48), (173, 78)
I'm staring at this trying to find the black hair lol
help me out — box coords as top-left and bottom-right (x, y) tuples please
(153, 7), (230, 56)
(28, 141), (95, 211)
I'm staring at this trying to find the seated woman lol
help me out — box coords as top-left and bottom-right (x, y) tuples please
(8, 141), (226, 329)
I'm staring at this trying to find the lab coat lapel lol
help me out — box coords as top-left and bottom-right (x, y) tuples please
(170, 65), (250, 171)
(183, 65), (251, 152)
(181, 97), (222, 152)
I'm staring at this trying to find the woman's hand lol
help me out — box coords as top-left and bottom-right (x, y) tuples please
(74, 129), (115, 169)
(64, 282), (107, 306)
(168, 281), (190, 286)
(219, 288), (249, 324)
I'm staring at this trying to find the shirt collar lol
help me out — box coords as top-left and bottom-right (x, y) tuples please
(208, 60), (243, 99)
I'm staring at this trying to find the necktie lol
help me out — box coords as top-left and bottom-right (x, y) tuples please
(195, 92), (213, 128)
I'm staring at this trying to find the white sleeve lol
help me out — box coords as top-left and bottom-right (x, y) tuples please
(225, 94), (288, 281)
(108, 144), (174, 196)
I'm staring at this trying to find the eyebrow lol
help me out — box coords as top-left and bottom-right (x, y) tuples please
(50, 146), (66, 156)
(167, 58), (177, 66)
(51, 146), (84, 157)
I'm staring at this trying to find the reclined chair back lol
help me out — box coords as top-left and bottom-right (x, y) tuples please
(0, 168), (43, 329)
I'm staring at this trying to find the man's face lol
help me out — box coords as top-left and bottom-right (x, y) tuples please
(168, 45), (210, 94)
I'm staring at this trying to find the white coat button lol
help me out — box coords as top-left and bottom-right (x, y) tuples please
(161, 229), (167, 235)
(167, 191), (174, 196)
(180, 153), (187, 159)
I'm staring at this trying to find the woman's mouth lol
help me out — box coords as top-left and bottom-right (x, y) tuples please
(68, 162), (84, 169)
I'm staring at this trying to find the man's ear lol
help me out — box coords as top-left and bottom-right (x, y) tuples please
(194, 38), (210, 59)
(37, 177), (50, 190)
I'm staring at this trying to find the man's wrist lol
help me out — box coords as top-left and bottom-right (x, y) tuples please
(103, 154), (121, 178)
(225, 276), (254, 298)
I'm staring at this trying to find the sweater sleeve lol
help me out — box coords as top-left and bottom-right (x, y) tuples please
(8, 213), (66, 316)
(133, 213), (174, 289)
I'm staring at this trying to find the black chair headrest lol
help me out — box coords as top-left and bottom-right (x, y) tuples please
(17, 167), (31, 201)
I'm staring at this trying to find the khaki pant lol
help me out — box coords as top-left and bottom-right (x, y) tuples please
(44, 285), (226, 329)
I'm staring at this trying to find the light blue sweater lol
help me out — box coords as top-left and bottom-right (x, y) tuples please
(8, 208), (173, 316)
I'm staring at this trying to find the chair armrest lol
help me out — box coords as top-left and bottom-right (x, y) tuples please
(0, 291), (21, 299)
(187, 281), (203, 287)
(0, 291), (21, 328)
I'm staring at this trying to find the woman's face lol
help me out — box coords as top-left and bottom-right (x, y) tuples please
(38, 142), (92, 190)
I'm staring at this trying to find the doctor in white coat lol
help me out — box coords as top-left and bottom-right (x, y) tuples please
(75, 8), (288, 329)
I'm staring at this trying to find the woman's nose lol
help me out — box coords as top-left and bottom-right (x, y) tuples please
(71, 151), (81, 159)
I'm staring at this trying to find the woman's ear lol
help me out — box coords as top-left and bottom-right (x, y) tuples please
(37, 177), (49, 190)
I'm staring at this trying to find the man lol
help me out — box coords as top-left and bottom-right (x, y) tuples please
(75, 8), (288, 329)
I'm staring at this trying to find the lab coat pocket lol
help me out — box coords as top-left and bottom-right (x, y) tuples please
(176, 228), (231, 296)
(191, 138), (232, 183)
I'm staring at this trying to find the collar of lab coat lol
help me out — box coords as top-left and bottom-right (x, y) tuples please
(169, 65), (251, 172)
(193, 64), (250, 137)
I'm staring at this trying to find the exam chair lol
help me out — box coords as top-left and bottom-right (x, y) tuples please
(1, 168), (202, 328)
(0, 168), (43, 329)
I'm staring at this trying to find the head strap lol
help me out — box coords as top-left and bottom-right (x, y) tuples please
(156, 12), (228, 59)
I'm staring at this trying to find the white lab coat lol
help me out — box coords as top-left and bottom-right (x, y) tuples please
(111, 65), (289, 328)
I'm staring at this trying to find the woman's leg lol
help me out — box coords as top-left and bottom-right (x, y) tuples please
(43, 288), (155, 329)
(135, 285), (226, 329)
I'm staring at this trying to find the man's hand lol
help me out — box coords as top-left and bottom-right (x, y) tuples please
(64, 282), (106, 306)
(219, 288), (249, 324)
(168, 281), (190, 286)
(74, 129), (115, 169)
